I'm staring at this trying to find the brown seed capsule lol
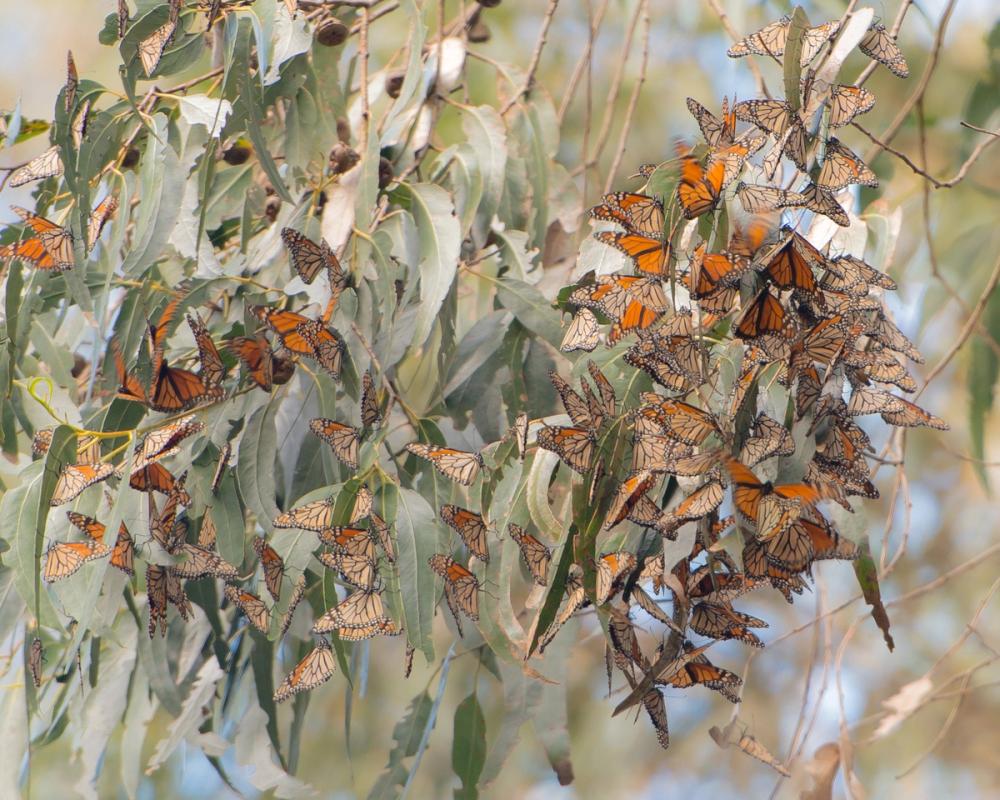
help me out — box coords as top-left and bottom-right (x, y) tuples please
(477, 0), (502, 7)
(385, 72), (405, 99)
(121, 147), (140, 168)
(222, 141), (253, 165)
(272, 356), (296, 385)
(378, 157), (394, 189)
(468, 19), (491, 43)
(265, 197), (281, 223)
(316, 20), (348, 47)
(329, 142), (360, 175)
(336, 117), (351, 144)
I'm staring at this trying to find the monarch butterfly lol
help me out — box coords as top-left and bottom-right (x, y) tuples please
(31, 428), (54, 456)
(686, 96), (736, 146)
(211, 443), (231, 495)
(735, 182), (807, 215)
(739, 413), (795, 466)
(587, 362), (616, 419)
(279, 574), (307, 638)
(318, 550), (380, 589)
(686, 566), (757, 606)
(226, 335), (273, 391)
(789, 317), (848, 377)
(198, 507), (218, 549)
(273, 639), (335, 703)
(318, 526), (376, 559)
(111, 522), (135, 576)
(707, 138), (764, 188)
(440, 505), (490, 563)
(405, 443), (483, 485)
(859, 22), (909, 78)
(742, 539), (806, 602)
(686, 244), (744, 311)
(632, 419), (692, 473)
(512, 412), (529, 461)
(65, 51), (78, 113)
(662, 644), (743, 703)
(298, 319), (345, 380)
(641, 688), (671, 750)
(361, 371), (381, 426)
(549, 370), (596, 430)
(111, 340), (148, 404)
(624, 342), (691, 392)
(725, 458), (827, 525)
(281, 227), (339, 285)
(146, 565), (169, 638)
(139, 18), (175, 77)
(250, 306), (340, 361)
(309, 418), (360, 470)
(595, 551), (637, 604)
(87, 195), (119, 250)
(312, 589), (392, 633)
(590, 191), (665, 238)
(43, 539), (111, 582)
(818, 139), (878, 191)
(656, 481), (725, 537)
(828, 85), (876, 128)
(507, 523), (551, 586)
(561, 309), (601, 353)
(1, 206), (74, 271)
(118, 0), (129, 37)
(734, 289), (785, 339)
(253, 537), (285, 601)
(733, 100), (806, 170)
(274, 496), (336, 531)
(148, 359), (219, 412)
(677, 155), (725, 219)
(351, 484), (374, 523)
(604, 471), (657, 529)
(847, 386), (947, 429)
(8, 146), (63, 188)
(538, 570), (587, 653)
(822, 254), (896, 296)
(172, 543), (240, 581)
(570, 275), (669, 319)
(224, 585), (272, 634)
(140, 414), (204, 462)
(690, 602), (767, 647)
(757, 230), (822, 292)
(536, 426), (595, 474)
(28, 638), (44, 688)
(593, 231), (673, 277)
(428, 554), (480, 632)
(865, 310), (920, 362)
(370, 512), (396, 563)
(50, 463), (115, 506)
(67, 511), (107, 543)
(609, 300), (664, 343)
(727, 15), (839, 65)
(799, 183), (850, 227)
(640, 394), (719, 445)
(799, 514), (859, 563)
(148, 486), (187, 554)
(186, 313), (226, 388)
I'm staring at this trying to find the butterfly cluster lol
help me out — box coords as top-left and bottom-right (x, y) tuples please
(7, 3), (944, 765)
(546, 13), (942, 749)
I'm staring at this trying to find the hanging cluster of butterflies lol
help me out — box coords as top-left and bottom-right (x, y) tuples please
(546, 13), (945, 749)
(29, 221), (376, 701)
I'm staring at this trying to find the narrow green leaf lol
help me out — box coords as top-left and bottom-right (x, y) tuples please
(496, 277), (564, 349)
(968, 285), (1000, 490)
(394, 183), (462, 351)
(367, 690), (434, 800)
(237, 399), (281, 533)
(452, 693), (487, 799)
(853, 538), (894, 652)
(394, 487), (444, 661)
(528, 523), (577, 657)
(784, 8), (809, 112)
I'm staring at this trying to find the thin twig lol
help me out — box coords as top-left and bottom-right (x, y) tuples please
(603, 0), (650, 194)
(500, 0), (560, 115)
(556, 0), (610, 124)
(863, 0), (958, 162)
(854, 121), (1000, 190)
(704, 0), (769, 98)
